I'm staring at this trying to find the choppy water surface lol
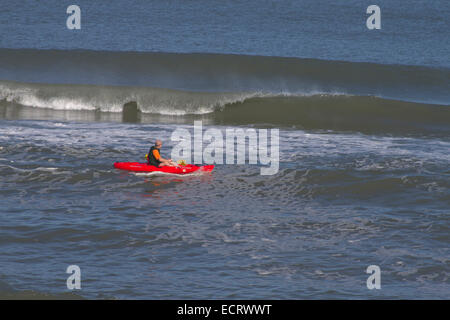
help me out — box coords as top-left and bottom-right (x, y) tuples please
(0, 119), (448, 299)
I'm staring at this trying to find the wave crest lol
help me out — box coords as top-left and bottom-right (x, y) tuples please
(1, 80), (449, 134)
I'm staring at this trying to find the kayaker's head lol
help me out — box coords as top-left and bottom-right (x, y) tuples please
(155, 140), (162, 149)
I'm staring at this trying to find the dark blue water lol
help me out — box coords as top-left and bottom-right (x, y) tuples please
(1, 0), (449, 67)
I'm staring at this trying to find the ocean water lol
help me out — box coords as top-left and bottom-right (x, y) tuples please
(0, 1), (449, 299)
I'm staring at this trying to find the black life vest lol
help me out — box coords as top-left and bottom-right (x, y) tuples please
(147, 146), (161, 166)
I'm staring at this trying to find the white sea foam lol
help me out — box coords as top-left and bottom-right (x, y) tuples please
(0, 80), (347, 115)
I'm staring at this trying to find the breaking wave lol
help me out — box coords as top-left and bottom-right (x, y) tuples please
(0, 80), (449, 134)
(0, 49), (448, 134)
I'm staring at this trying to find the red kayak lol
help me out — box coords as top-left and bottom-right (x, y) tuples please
(114, 162), (214, 174)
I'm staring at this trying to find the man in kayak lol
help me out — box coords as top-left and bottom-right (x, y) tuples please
(147, 140), (178, 167)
